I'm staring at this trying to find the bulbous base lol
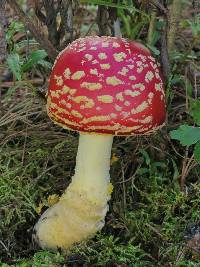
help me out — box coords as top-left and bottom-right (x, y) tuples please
(33, 184), (110, 250)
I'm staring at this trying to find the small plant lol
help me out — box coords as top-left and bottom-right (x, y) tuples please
(6, 50), (49, 81)
(170, 83), (200, 165)
(6, 20), (51, 81)
(170, 125), (200, 164)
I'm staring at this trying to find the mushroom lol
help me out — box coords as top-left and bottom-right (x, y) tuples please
(33, 36), (166, 250)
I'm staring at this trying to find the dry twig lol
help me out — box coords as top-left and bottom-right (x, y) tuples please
(147, 5), (157, 46)
(167, 0), (182, 52)
(96, 5), (110, 36)
(0, 0), (7, 62)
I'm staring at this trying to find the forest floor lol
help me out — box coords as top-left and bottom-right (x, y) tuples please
(0, 1), (200, 266)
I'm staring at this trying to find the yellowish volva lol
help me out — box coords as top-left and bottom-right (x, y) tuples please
(33, 134), (113, 250)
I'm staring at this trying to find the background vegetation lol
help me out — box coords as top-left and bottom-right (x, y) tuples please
(0, 0), (200, 266)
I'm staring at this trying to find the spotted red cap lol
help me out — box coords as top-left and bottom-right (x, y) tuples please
(47, 36), (165, 135)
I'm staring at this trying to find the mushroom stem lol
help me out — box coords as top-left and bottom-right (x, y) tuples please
(33, 134), (114, 250)
(71, 133), (113, 203)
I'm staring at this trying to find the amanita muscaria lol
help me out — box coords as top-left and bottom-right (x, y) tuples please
(33, 36), (166, 250)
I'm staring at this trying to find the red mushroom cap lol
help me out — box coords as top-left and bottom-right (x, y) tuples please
(47, 36), (165, 135)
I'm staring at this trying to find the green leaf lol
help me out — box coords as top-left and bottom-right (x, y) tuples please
(16, 39), (39, 50)
(118, 9), (131, 37)
(170, 125), (200, 146)
(22, 50), (48, 72)
(170, 74), (182, 85)
(37, 59), (52, 69)
(7, 53), (22, 81)
(190, 99), (200, 126)
(194, 141), (200, 164)
(185, 77), (193, 97)
(146, 44), (160, 56)
(136, 167), (149, 175)
(130, 19), (148, 40)
(171, 158), (179, 180)
(139, 149), (151, 165)
(80, 0), (149, 17)
(6, 21), (25, 45)
(151, 30), (161, 46)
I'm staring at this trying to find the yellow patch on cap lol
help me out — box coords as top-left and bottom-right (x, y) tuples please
(119, 125), (141, 132)
(62, 85), (70, 94)
(97, 95), (113, 103)
(139, 116), (153, 124)
(106, 76), (123, 86)
(112, 42), (120, 48)
(71, 71), (85, 80)
(129, 75), (136, 81)
(116, 92), (124, 101)
(155, 83), (162, 91)
(110, 113), (117, 118)
(124, 89), (141, 97)
(81, 115), (109, 123)
(98, 53), (107, 60)
(54, 75), (63, 86)
(137, 67), (144, 73)
(90, 69), (99, 76)
(102, 42), (109, 48)
(81, 82), (102, 90)
(69, 89), (77, 95)
(84, 54), (93, 61)
(59, 100), (72, 109)
(77, 47), (86, 52)
(52, 113), (81, 127)
(73, 96), (94, 108)
(92, 59), (98, 64)
(63, 68), (71, 79)
(90, 47), (97, 50)
(51, 90), (60, 98)
(113, 52), (126, 62)
(115, 104), (122, 111)
(148, 92), (154, 104)
(71, 110), (83, 118)
(118, 67), (129, 76)
(132, 83), (145, 91)
(124, 101), (130, 106)
(131, 101), (149, 114)
(128, 65), (134, 69)
(145, 71), (154, 82)
(100, 64), (110, 70)
(50, 103), (71, 115)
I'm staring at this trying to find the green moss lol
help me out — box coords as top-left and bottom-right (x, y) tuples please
(1, 129), (200, 266)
